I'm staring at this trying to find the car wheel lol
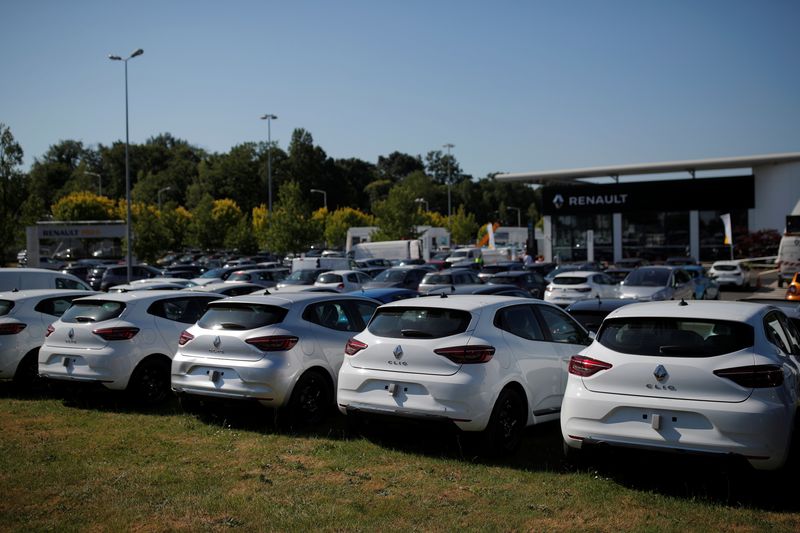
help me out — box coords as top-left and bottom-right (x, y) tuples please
(128, 358), (171, 406)
(286, 370), (332, 427)
(480, 387), (526, 457)
(13, 350), (43, 391)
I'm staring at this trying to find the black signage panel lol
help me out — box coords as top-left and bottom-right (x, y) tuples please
(541, 176), (754, 216)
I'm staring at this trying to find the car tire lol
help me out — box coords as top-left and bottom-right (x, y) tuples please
(128, 358), (171, 406)
(12, 350), (43, 392)
(285, 369), (332, 427)
(480, 387), (526, 457)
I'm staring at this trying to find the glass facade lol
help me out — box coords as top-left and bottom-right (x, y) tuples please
(621, 211), (690, 262)
(698, 209), (748, 261)
(552, 214), (613, 263)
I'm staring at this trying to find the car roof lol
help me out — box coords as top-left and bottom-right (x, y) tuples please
(190, 281), (262, 291)
(566, 298), (639, 312)
(74, 289), (220, 303)
(711, 261), (740, 266)
(211, 291), (379, 307)
(606, 300), (771, 322)
(379, 293), (543, 312)
(739, 298), (800, 317)
(553, 271), (601, 279)
(0, 289), (96, 301)
(318, 270), (361, 275)
(490, 271), (532, 278)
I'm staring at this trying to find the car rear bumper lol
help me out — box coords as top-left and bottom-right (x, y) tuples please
(38, 347), (132, 390)
(560, 382), (794, 470)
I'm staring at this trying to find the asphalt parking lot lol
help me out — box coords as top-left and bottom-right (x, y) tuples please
(718, 271), (787, 301)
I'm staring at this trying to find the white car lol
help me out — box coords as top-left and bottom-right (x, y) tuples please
(544, 271), (619, 307)
(708, 261), (756, 289)
(313, 270), (373, 292)
(171, 292), (380, 424)
(0, 289), (95, 386)
(561, 300), (800, 470)
(38, 290), (221, 404)
(337, 295), (592, 454)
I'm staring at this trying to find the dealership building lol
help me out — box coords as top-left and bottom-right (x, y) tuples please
(496, 153), (800, 264)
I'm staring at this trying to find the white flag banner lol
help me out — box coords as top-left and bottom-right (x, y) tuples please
(720, 213), (732, 245)
(487, 223), (496, 249)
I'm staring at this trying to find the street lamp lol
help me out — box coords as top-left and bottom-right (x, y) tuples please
(84, 171), (102, 196)
(109, 48), (144, 283)
(415, 197), (428, 211)
(507, 206), (521, 227)
(260, 114), (278, 213)
(310, 188), (327, 210)
(158, 186), (172, 211)
(444, 143), (454, 218)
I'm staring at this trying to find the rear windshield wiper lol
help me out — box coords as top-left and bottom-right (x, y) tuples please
(659, 345), (707, 355)
(401, 329), (434, 338)
(74, 316), (96, 323)
(219, 322), (247, 330)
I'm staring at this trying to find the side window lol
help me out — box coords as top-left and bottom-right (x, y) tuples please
(347, 300), (379, 330)
(34, 296), (80, 317)
(494, 305), (544, 341)
(675, 270), (690, 285)
(347, 273), (358, 283)
(764, 313), (791, 354)
(306, 301), (353, 331)
(149, 297), (213, 324)
(777, 314), (800, 355)
(536, 305), (587, 345)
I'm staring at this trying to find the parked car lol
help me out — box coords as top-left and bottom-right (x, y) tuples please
(708, 261), (757, 289)
(39, 290), (222, 404)
(417, 268), (484, 294)
(545, 271), (619, 307)
(683, 265), (720, 300)
(191, 265), (262, 286)
(561, 300), (800, 471)
(544, 262), (602, 283)
(604, 268), (634, 284)
(226, 268), (288, 288)
(90, 264), (163, 292)
(355, 258), (392, 278)
(613, 258), (649, 268)
(523, 262), (557, 278)
(186, 281), (266, 296)
(108, 282), (187, 292)
(617, 266), (694, 301)
(486, 271), (548, 298)
(276, 268), (330, 289)
(0, 289), (96, 386)
(337, 295), (592, 454)
(477, 261), (524, 281)
(37, 256), (67, 271)
(362, 266), (430, 291)
(357, 288), (420, 304)
(787, 272), (800, 301)
(564, 298), (639, 332)
(314, 270), (373, 292)
(425, 284), (533, 298)
(171, 292), (381, 424)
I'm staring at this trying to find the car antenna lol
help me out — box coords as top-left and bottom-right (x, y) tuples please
(440, 292), (448, 298)
(679, 298), (688, 306)
(263, 289), (270, 295)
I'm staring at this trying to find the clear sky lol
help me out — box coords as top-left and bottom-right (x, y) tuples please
(2, 0), (798, 179)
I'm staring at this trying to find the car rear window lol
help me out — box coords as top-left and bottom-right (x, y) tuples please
(568, 310), (610, 332)
(624, 269), (670, 287)
(553, 276), (588, 285)
(713, 265), (738, 272)
(0, 300), (14, 316)
(198, 303), (288, 330)
(368, 307), (471, 338)
(61, 300), (126, 323)
(374, 270), (407, 282)
(597, 317), (754, 357)
(317, 273), (343, 284)
(422, 274), (452, 285)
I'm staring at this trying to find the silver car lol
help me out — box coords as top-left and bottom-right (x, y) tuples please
(618, 266), (694, 301)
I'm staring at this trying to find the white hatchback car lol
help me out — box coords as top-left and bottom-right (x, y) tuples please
(314, 270), (373, 292)
(38, 290), (221, 404)
(708, 261), (756, 289)
(544, 271), (619, 307)
(561, 300), (800, 470)
(171, 292), (380, 424)
(337, 295), (592, 454)
(0, 289), (95, 386)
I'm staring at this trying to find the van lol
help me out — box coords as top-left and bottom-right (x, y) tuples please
(777, 235), (800, 288)
(0, 268), (92, 292)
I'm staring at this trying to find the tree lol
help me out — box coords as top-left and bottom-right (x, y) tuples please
(133, 204), (168, 263)
(188, 194), (216, 249)
(262, 181), (320, 255)
(425, 150), (463, 185)
(324, 207), (375, 249)
(211, 199), (244, 249)
(376, 151), (424, 182)
(0, 123), (27, 263)
(161, 206), (192, 252)
(448, 205), (479, 246)
(225, 214), (259, 254)
(51, 192), (117, 221)
(372, 184), (424, 241)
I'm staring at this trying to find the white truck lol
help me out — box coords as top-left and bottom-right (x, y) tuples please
(291, 256), (357, 272)
(351, 240), (423, 262)
(444, 247), (511, 267)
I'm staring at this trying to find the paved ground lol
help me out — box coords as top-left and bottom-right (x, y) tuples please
(718, 270), (788, 301)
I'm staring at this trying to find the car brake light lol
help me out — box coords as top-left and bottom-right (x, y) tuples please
(93, 327), (140, 341)
(46, 324), (55, 337)
(178, 330), (194, 346)
(245, 335), (298, 351)
(0, 323), (26, 335)
(714, 364), (784, 388)
(337, 283), (345, 289)
(434, 345), (495, 364)
(569, 355), (612, 377)
(344, 338), (368, 355)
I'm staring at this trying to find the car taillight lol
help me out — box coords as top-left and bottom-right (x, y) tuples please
(569, 355), (612, 377)
(46, 324), (55, 337)
(245, 335), (298, 351)
(434, 345), (495, 364)
(93, 327), (140, 341)
(714, 364), (784, 388)
(178, 330), (194, 346)
(344, 338), (367, 355)
(0, 323), (26, 335)
(337, 283), (345, 289)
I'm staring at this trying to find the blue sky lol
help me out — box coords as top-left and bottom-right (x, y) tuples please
(2, 0), (798, 179)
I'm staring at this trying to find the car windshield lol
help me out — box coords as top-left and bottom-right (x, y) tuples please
(373, 269), (408, 282)
(61, 300), (126, 323)
(286, 270), (320, 282)
(199, 303), (288, 330)
(199, 268), (226, 279)
(597, 317), (754, 357)
(624, 269), (670, 287)
(553, 276), (589, 285)
(0, 300), (14, 316)
(423, 274), (452, 284)
(227, 273), (251, 282)
(317, 273), (343, 284)
(368, 307), (471, 338)
(713, 265), (738, 272)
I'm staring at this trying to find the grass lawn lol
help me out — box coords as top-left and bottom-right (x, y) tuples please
(1, 383), (799, 532)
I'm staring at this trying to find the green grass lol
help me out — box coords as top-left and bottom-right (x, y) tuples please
(1, 384), (799, 532)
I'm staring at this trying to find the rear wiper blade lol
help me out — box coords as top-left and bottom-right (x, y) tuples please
(220, 322), (246, 330)
(400, 329), (433, 338)
(74, 316), (96, 323)
(659, 345), (707, 355)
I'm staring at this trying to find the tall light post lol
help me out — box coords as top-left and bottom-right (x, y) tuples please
(260, 114), (278, 213)
(444, 143), (454, 219)
(310, 189), (327, 210)
(158, 186), (172, 211)
(415, 197), (428, 211)
(507, 206), (521, 227)
(109, 48), (144, 283)
(84, 171), (102, 196)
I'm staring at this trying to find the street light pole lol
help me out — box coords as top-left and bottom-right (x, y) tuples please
(444, 143), (454, 219)
(84, 171), (102, 196)
(415, 197), (428, 211)
(507, 206), (521, 227)
(109, 48), (143, 283)
(260, 114), (278, 213)
(310, 189), (327, 210)
(158, 186), (172, 211)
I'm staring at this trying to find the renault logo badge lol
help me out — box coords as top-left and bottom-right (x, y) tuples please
(213, 336), (221, 348)
(393, 345), (403, 359)
(653, 365), (668, 382)
(552, 194), (564, 210)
